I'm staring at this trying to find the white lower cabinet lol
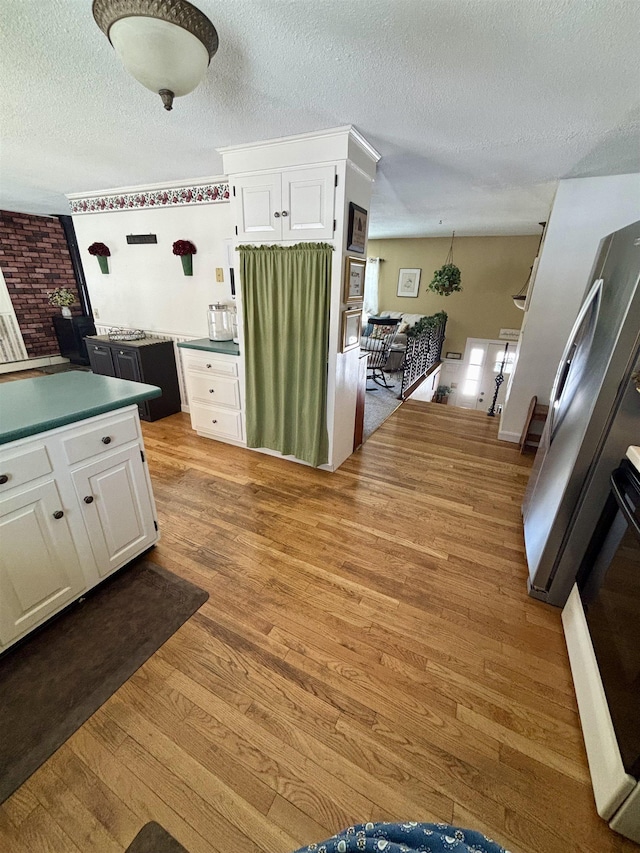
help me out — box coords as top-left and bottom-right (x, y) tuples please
(0, 479), (86, 646)
(71, 446), (157, 578)
(182, 349), (246, 445)
(0, 407), (158, 652)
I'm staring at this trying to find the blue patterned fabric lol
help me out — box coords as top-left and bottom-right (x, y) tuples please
(293, 822), (511, 853)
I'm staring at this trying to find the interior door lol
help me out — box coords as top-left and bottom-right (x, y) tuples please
(0, 480), (85, 645)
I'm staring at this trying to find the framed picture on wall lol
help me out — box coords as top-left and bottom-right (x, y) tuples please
(343, 256), (366, 303)
(341, 307), (362, 352)
(397, 268), (421, 297)
(347, 203), (368, 253)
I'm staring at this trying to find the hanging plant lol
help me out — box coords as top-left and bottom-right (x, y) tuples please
(88, 241), (111, 274)
(428, 232), (462, 296)
(173, 239), (197, 276)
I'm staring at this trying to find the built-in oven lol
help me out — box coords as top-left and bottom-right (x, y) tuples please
(562, 451), (640, 844)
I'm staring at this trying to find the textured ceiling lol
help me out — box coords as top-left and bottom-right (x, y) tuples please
(1, 0), (639, 237)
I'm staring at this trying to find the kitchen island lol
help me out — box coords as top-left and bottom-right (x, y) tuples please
(0, 372), (162, 652)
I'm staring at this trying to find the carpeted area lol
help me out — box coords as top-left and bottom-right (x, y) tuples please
(0, 560), (208, 804)
(363, 375), (402, 439)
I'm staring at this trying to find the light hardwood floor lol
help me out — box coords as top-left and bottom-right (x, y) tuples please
(1, 400), (636, 853)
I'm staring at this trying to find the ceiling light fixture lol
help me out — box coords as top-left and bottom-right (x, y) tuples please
(92, 0), (219, 111)
(512, 270), (531, 310)
(512, 222), (546, 310)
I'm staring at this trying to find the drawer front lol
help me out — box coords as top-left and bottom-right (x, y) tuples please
(187, 373), (241, 409)
(182, 350), (238, 377)
(61, 413), (139, 465)
(190, 402), (243, 441)
(0, 445), (52, 493)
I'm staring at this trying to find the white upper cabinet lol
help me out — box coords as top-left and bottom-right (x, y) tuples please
(234, 173), (282, 240)
(234, 165), (335, 242)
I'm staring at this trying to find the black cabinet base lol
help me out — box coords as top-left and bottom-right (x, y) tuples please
(85, 336), (181, 421)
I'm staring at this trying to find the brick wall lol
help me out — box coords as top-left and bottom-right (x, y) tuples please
(0, 210), (81, 358)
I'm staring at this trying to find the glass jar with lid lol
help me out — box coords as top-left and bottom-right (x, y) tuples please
(207, 303), (234, 341)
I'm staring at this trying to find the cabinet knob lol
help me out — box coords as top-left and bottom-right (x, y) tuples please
(209, 388), (215, 393)
(281, 210), (288, 217)
(53, 510), (64, 519)
(101, 436), (112, 444)
(212, 419), (218, 424)
(274, 211), (281, 218)
(206, 363), (212, 368)
(119, 350), (125, 355)
(0, 474), (8, 485)
(84, 495), (94, 504)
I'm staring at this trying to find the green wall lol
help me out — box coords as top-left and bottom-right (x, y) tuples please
(367, 235), (540, 355)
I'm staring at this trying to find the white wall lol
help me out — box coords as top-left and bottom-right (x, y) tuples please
(330, 160), (376, 470)
(500, 173), (640, 442)
(72, 202), (234, 338)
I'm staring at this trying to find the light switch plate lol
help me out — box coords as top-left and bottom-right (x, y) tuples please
(215, 267), (224, 282)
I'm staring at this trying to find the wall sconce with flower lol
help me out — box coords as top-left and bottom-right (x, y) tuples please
(88, 242), (111, 274)
(173, 240), (197, 276)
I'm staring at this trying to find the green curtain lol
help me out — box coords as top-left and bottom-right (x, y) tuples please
(239, 243), (332, 467)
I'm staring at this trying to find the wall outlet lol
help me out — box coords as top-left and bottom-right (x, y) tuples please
(94, 309), (100, 319)
(215, 267), (224, 282)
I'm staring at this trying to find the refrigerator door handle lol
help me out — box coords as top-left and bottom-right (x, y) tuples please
(548, 278), (603, 441)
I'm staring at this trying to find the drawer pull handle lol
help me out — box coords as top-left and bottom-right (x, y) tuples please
(0, 474), (8, 485)
(212, 419), (218, 424)
(101, 436), (112, 444)
(84, 495), (94, 504)
(53, 510), (64, 519)
(206, 363), (212, 368)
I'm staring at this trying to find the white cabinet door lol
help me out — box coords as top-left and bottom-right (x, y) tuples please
(0, 479), (86, 646)
(234, 166), (336, 242)
(235, 173), (282, 241)
(72, 446), (157, 578)
(281, 165), (336, 240)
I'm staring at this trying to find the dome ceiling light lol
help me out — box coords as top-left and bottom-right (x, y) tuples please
(92, 0), (219, 111)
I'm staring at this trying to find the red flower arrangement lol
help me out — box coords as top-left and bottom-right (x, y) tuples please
(88, 242), (111, 257)
(172, 240), (197, 256)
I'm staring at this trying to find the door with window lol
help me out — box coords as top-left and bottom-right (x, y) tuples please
(459, 340), (515, 412)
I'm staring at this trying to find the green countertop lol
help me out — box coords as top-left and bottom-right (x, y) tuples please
(178, 338), (240, 356)
(0, 372), (162, 445)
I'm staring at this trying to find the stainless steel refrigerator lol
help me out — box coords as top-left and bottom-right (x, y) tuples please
(523, 219), (640, 606)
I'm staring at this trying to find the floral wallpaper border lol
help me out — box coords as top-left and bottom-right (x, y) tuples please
(69, 182), (230, 214)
